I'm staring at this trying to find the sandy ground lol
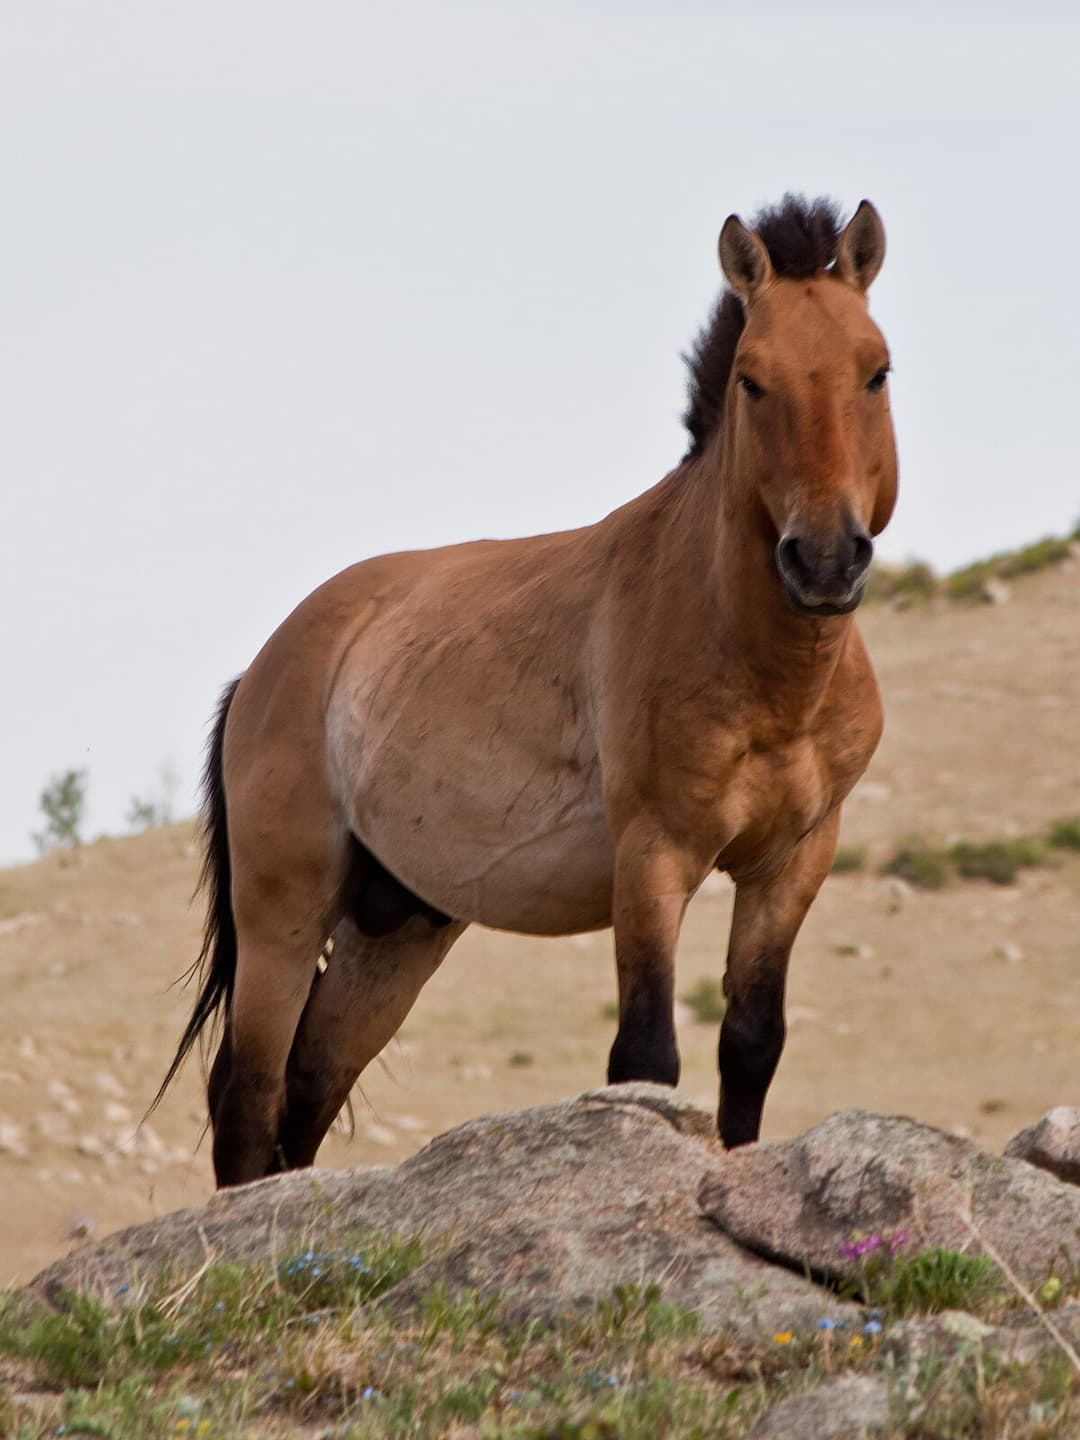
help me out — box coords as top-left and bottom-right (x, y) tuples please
(1, 563), (1077, 1286)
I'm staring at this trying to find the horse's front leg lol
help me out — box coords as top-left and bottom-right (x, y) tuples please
(607, 823), (701, 1089)
(718, 811), (840, 1148)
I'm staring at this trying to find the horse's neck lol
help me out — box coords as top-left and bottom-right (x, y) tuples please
(621, 459), (856, 726)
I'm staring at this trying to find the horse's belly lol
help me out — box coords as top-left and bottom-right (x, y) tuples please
(348, 756), (615, 936)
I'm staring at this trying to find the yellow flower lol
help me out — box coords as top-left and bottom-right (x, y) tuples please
(773, 1331), (794, 1345)
(849, 1335), (863, 1349)
(175, 1425), (190, 1436)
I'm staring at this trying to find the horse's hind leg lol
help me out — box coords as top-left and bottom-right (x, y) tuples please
(212, 839), (349, 1186)
(276, 913), (466, 1168)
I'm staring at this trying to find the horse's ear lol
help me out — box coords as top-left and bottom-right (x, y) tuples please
(719, 215), (774, 304)
(835, 200), (886, 293)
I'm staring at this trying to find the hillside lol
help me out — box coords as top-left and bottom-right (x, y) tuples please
(1, 561), (1078, 1286)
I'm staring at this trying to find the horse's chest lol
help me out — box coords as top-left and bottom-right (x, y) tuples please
(719, 740), (835, 856)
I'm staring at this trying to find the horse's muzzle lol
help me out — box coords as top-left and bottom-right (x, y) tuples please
(775, 527), (874, 616)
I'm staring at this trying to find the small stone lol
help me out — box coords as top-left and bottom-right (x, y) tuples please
(462, 1063), (493, 1081)
(981, 579), (1011, 605)
(364, 1123), (397, 1147)
(77, 1135), (106, 1158)
(938, 1309), (995, 1342)
(0, 1121), (28, 1158)
(995, 942), (1023, 964)
(1004, 1107), (1080, 1185)
(103, 1102), (132, 1125)
(93, 1071), (125, 1098)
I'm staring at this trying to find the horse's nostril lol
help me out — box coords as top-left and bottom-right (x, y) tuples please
(778, 534), (807, 579)
(850, 532), (874, 577)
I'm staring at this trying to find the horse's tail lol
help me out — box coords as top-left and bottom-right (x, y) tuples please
(148, 676), (242, 1114)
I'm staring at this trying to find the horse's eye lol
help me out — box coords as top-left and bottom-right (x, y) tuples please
(738, 373), (765, 400)
(867, 364), (891, 393)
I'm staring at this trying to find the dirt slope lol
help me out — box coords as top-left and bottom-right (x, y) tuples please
(1, 563), (1077, 1284)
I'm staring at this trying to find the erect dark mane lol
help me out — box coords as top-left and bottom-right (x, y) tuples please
(682, 194), (844, 456)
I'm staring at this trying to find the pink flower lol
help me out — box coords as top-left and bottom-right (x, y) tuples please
(839, 1234), (883, 1263)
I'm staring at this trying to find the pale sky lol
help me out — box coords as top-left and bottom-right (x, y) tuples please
(3, 2), (1079, 863)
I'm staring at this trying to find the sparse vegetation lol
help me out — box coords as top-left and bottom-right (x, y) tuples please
(680, 976), (726, 1023)
(1048, 817), (1080, 852)
(831, 844), (868, 875)
(863, 526), (1078, 608)
(32, 768), (88, 853)
(882, 819), (1080, 889)
(127, 761), (180, 832)
(948, 535), (1075, 601)
(865, 558), (939, 606)
(883, 843), (952, 891)
(2, 1245), (1079, 1438)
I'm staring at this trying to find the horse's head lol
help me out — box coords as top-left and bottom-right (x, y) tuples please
(718, 201), (897, 616)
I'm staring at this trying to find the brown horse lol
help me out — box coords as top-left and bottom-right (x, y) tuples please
(158, 194), (898, 1188)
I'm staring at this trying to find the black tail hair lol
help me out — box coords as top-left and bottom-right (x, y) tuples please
(148, 676), (242, 1114)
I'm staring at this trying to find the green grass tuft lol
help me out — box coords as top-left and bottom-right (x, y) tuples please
(831, 845), (868, 875)
(882, 844), (952, 890)
(1048, 816), (1080, 852)
(679, 977), (726, 1023)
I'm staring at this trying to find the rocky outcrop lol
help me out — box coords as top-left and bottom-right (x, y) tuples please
(29, 1085), (856, 1336)
(26, 1088), (1080, 1433)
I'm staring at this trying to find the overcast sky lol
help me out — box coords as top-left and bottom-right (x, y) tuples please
(3, 2), (1078, 864)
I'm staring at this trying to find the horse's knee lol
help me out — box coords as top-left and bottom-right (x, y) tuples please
(718, 976), (786, 1148)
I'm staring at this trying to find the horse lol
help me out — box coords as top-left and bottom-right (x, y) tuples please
(157, 193), (898, 1188)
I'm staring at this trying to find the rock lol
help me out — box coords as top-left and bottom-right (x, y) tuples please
(93, 1071), (125, 1098)
(747, 1374), (890, 1439)
(0, 1121), (28, 1158)
(27, 1086), (856, 1338)
(103, 1102), (132, 1126)
(1005, 1107), (1080, 1185)
(981, 579), (1010, 605)
(699, 1110), (1080, 1287)
(995, 941), (1023, 964)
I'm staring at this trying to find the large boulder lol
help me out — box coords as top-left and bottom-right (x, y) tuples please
(29, 1085), (856, 1336)
(700, 1109), (1080, 1287)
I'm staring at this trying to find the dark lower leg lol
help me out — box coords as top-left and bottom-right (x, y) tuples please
(608, 980), (680, 1086)
(717, 973), (786, 1147)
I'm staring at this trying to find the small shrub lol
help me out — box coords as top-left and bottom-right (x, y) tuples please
(1048, 816), (1080, 852)
(882, 844), (951, 890)
(508, 1050), (534, 1067)
(864, 559), (939, 605)
(32, 768), (88, 853)
(831, 845), (868, 875)
(950, 837), (1045, 886)
(680, 977), (726, 1023)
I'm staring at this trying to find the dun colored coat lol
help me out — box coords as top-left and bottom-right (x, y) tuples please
(158, 194), (898, 1187)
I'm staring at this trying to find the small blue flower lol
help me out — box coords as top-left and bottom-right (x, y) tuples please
(816, 1318), (838, 1331)
(864, 1319), (883, 1335)
(868, 1307), (883, 1320)
(115, 1282), (129, 1296)
(361, 1385), (379, 1401)
(214, 1301), (225, 1311)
